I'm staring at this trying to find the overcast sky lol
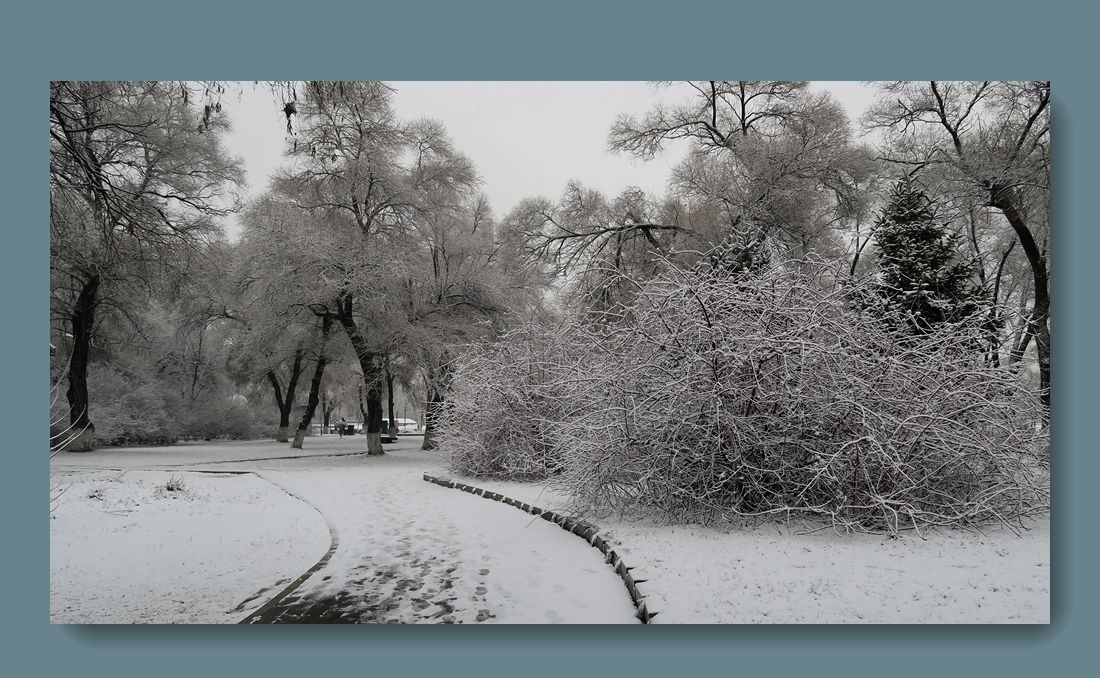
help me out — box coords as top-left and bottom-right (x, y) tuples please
(220, 81), (878, 239)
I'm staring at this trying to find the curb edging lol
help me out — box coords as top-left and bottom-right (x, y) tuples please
(422, 473), (657, 624)
(237, 472), (340, 624)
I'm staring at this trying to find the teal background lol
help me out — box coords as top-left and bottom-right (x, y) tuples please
(5, 0), (1093, 675)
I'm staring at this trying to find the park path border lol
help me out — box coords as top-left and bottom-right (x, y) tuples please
(422, 473), (657, 624)
(237, 471), (340, 624)
(51, 449), (376, 472)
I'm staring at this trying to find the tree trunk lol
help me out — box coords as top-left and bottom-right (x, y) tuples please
(64, 274), (99, 452)
(386, 366), (397, 435)
(988, 240), (1016, 368)
(366, 386), (384, 454)
(291, 319), (332, 449)
(990, 186), (1050, 416)
(267, 348), (304, 442)
(333, 291), (385, 454)
(421, 385), (444, 451)
(421, 361), (452, 451)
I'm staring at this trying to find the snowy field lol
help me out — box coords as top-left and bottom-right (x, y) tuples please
(51, 437), (1048, 624)
(50, 469), (330, 623)
(459, 479), (1050, 624)
(51, 437), (635, 624)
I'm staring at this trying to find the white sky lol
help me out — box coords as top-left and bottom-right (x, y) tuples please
(220, 81), (878, 239)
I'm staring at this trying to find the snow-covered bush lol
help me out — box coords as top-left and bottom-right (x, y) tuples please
(87, 364), (177, 446)
(441, 325), (572, 479)
(440, 257), (1049, 533)
(87, 364), (263, 446)
(175, 393), (263, 441)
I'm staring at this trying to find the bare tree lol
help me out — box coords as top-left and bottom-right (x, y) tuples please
(50, 81), (243, 450)
(609, 81), (876, 261)
(272, 82), (479, 454)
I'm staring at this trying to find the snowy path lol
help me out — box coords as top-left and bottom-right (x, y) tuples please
(52, 438), (637, 624)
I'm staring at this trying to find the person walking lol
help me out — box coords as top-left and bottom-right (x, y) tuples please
(338, 417), (347, 439)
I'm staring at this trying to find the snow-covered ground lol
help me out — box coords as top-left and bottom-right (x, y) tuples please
(460, 479), (1050, 624)
(51, 438), (1048, 624)
(50, 469), (330, 623)
(51, 437), (636, 624)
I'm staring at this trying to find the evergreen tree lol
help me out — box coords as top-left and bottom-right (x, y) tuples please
(871, 181), (982, 334)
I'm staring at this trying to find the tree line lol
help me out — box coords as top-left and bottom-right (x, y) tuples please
(50, 81), (1050, 461)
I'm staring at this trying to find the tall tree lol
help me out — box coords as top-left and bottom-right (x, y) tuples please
(864, 81), (1050, 413)
(233, 197), (336, 442)
(50, 81), (242, 450)
(397, 196), (530, 449)
(275, 82), (478, 453)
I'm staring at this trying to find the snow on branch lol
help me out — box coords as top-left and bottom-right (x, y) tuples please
(438, 252), (1048, 534)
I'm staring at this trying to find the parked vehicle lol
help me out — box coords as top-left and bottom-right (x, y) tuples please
(394, 417), (420, 434)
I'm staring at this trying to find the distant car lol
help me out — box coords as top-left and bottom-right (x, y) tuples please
(394, 418), (420, 434)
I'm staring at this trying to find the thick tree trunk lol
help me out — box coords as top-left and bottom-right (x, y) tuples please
(990, 187), (1050, 416)
(65, 274), (99, 452)
(291, 319), (332, 449)
(366, 388), (384, 454)
(333, 291), (385, 454)
(421, 361), (452, 451)
(421, 386), (445, 451)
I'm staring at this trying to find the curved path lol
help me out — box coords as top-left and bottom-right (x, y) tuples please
(54, 437), (636, 624)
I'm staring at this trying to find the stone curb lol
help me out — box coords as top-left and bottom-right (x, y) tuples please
(422, 473), (657, 624)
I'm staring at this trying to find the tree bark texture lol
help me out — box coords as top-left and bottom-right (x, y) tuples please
(334, 291), (385, 454)
(64, 274), (100, 452)
(421, 361), (452, 451)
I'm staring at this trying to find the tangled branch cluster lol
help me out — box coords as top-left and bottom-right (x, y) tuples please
(440, 260), (1049, 533)
(441, 327), (573, 480)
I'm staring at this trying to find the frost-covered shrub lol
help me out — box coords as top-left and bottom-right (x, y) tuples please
(87, 363), (177, 446)
(440, 258), (1049, 532)
(441, 326), (572, 479)
(175, 394), (263, 441)
(86, 364), (263, 446)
